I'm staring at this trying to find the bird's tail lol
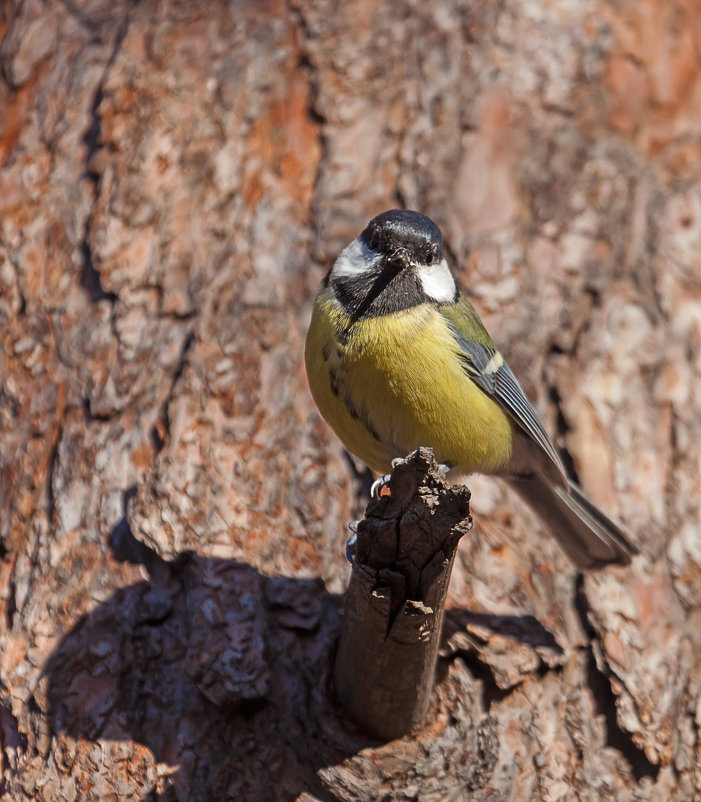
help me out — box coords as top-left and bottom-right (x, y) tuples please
(506, 474), (639, 569)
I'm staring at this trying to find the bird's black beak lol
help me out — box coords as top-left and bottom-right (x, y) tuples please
(344, 247), (408, 330)
(388, 247), (410, 270)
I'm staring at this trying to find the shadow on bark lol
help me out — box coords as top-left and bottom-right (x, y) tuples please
(44, 533), (354, 800)
(42, 497), (562, 800)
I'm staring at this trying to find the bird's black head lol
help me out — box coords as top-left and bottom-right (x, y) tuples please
(327, 209), (455, 326)
(360, 209), (443, 267)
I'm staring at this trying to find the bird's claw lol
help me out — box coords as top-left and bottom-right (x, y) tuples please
(370, 473), (391, 498)
(370, 457), (407, 498)
(346, 521), (360, 563)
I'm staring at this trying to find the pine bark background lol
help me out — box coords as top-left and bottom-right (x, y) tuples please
(1, 0), (701, 799)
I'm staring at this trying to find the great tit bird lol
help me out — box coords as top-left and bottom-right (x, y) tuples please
(305, 209), (638, 569)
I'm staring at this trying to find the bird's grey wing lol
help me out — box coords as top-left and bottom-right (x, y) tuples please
(443, 318), (567, 485)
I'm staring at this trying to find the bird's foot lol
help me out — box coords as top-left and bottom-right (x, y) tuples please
(370, 457), (406, 499)
(370, 474), (389, 498)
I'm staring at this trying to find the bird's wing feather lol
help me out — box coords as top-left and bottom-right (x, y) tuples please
(440, 300), (567, 483)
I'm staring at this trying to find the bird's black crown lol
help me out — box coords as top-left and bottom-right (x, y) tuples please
(360, 209), (443, 265)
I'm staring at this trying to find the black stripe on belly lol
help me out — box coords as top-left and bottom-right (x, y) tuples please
(343, 392), (383, 442)
(327, 363), (384, 445)
(343, 390), (360, 420)
(329, 368), (341, 397)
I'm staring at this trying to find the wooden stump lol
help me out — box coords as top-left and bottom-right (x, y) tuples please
(334, 448), (472, 739)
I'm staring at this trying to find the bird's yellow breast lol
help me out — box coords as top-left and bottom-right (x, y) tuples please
(304, 288), (514, 475)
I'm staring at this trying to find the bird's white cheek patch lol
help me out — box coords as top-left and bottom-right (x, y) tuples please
(418, 258), (456, 303)
(330, 237), (379, 279)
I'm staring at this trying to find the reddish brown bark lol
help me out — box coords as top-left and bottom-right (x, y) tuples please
(1, 0), (700, 799)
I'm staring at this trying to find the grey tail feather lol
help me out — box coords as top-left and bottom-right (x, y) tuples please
(506, 474), (639, 570)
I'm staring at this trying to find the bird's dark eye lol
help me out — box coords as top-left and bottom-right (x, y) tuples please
(425, 250), (435, 265)
(369, 232), (380, 250)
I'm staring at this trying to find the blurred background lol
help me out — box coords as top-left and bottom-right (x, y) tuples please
(1, 0), (700, 799)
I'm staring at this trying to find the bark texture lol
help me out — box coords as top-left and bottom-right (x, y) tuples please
(1, 0), (701, 799)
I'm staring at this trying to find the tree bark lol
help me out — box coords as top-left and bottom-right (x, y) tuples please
(1, 0), (701, 800)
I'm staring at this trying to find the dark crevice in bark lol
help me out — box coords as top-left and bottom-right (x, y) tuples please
(79, 2), (138, 304)
(79, 239), (117, 304)
(109, 486), (171, 584)
(576, 576), (659, 781)
(450, 650), (517, 713)
(287, 0), (327, 129)
(45, 426), (62, 533)
(5, 572), (16, 631)
(585, 650), (659, 781)
(150, 419), (166, 455)
(287, 0), (329, 271)
(153, 329), (195, 455)
(548, 383), (579, 482)
(82, 395), (120, 423)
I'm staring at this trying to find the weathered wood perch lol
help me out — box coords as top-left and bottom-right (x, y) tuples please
(334, 447), (473, 739)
